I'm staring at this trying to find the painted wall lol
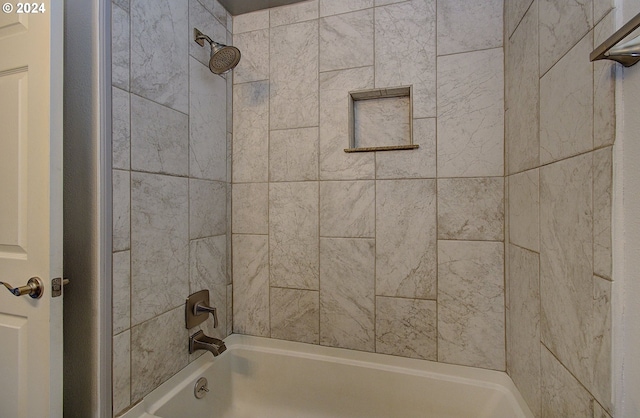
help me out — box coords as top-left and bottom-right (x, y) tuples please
(110, 0), (233, 415)
(504, 1), (615, 416)
(231, 0), (507, 371)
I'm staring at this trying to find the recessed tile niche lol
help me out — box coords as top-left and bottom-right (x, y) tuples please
(346, 86), (419, 153)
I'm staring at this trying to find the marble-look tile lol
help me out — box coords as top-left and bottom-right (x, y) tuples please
(113, 0), (129, 12)
(113, 251), (131, 335)
(233, 81), (269, 182)
(376, 118), (436, 179)
(438, 48), (504, 177)
(271, 0), (318, 27)
(271, 288), (320, 344)
(131, 0), (188, 113)
(189, 0), (227, 69)
(232, 29), (269, 84)
(539, 0), (592, 74)
(320, 9), (373, 72)
(320, 181), (375, 238)
(112, 87), (130, 170)
(594, 0), (613, 24)
(190, 236), (227, 339)
(376, 296), (437, 360)
(227, 76), (233, 134)
(113, 330), (130, 415)
(112, 4), (130, 91)
(320, 238), (375, 351)
(376, 179), (437, 299)
(189, 179), (226, 239)
(540, 347), (594, 418)
(113, 170), (130, 252)
(198, 0), (227, 26)
(436, 0), (502, 56)
(593, 402), (612, 418)
(438, 177), (504, 241)
(226, 284), (233, 336)
(131, 308), (188, 402)
(131, 173), (189, 325)
(270, 20), (319, 130)
(540, 34), (593, 165)
(232, 183), (268, 234)
(593, 147), (612, 279)
(354, 96), (410, 148)
(131, 94), (189, 176)
(594, 13), (616, 148)
(509, 170), (539, 252)
(506, 4), (539, 174)
(190, 58), (228, 181)
(269, 182), (319, 289)
(319, 67), (375, 180)
(505, 0), (534, 38)
(375, 0), (436, 118)
(319, 0), (372, 17)
(233, 9), (269, 34)
(270, 127), (319, 181)
(375, 0), (411, 8)
(438, 240), (505, 370)
(508, 245), (541, 418)
(540, 153), (612, 412)
(232, 235), (270, 336)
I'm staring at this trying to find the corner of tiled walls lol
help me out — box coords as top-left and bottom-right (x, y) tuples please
(231, 0), (506, 372)
(505, 0), (615, 417)
(110, 0), (233, 415)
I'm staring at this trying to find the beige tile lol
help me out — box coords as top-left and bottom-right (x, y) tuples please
(270, 127), (319, 181)
(232, 183), (268, 234)
(113, 251), (131, 335)
(540, 34), (593, 164)
(113, 330), (131, 415)
(232, 29), (269, 84)
(319, 9), (374, 72)
(189, 179), (226, 239)
(436, 0), (502, 56)
(438, 177), (504, 241)
(131, 307), (188, 402)
(437, 48), (504, 177)
(509, 170), (539, 252)
(271, 0), (318, 27)
(271, 288), (319, 344)
(232, 234), (270, 336)
(233, 9), (269, 34)
(505, 0), (534, 38)
(270, 20), (319, 130)
(540, 347), (593, 418)
(319, 67), (375, 180)
(269, 182), (319, 289)
(376, 179), (437, 299)
(320, 238), (375, 351)
(438, 240), (505, 370)
(593, 147), (612, 279)
(508, 244), (541, 418)
(319, 0), (372, 17)
(539, 0), (592, 74)
(112, 87), (130, 170)
(376, 296), (437, 360)
(593, 13), (616, 148)
(113, 170), (130, 252)
(112, 3), (130, 90)
(233, 81), (269, 182)
(375, 0), (436, 118)
(320, 181), (375, 237)
(375, 118), (436, 179)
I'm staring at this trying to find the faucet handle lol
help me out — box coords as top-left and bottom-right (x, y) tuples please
(194, 301), (218, 328)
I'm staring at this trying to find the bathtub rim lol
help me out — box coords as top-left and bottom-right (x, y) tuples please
(117, 334), (534, 418)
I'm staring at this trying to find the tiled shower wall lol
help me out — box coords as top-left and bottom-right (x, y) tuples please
(231, 0), (507, 371)
(110, 0), (233, 415)
(505, 1), (615, 417)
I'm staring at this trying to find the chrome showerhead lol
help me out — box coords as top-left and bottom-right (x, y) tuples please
(194, 28), (241, 75)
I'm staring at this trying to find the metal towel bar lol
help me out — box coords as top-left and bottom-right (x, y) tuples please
(591, 12), (640, 67)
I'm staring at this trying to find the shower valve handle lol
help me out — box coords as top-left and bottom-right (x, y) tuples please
(194, 301), (218, 328)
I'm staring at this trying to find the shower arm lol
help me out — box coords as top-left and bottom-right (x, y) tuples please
(194, 28), (214, 47)
(591, 11), (640, 67)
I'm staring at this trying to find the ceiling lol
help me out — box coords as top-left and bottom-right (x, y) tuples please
(218, 0), (308, 16)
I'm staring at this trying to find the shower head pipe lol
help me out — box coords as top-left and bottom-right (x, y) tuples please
(193, 28), (241, 75)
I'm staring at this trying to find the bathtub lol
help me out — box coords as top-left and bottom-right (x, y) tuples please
(119, 334), (534, 418)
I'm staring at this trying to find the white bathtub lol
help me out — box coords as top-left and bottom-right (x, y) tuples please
(119, 334), (534, 418)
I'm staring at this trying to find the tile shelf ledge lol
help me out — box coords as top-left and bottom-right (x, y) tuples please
(344, 144), (420, 153)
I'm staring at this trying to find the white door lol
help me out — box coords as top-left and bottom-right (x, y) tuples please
(0, 0), (63, 417)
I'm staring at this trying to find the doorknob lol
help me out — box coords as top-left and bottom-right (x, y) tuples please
(0, 277), (44, 299)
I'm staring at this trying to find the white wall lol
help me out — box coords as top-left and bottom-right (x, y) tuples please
(614, 1), (640, 416)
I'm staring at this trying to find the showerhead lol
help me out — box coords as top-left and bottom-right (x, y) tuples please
(194, 28), (241, 75)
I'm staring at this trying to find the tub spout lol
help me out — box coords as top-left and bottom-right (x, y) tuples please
(189, 330), (227, 356)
